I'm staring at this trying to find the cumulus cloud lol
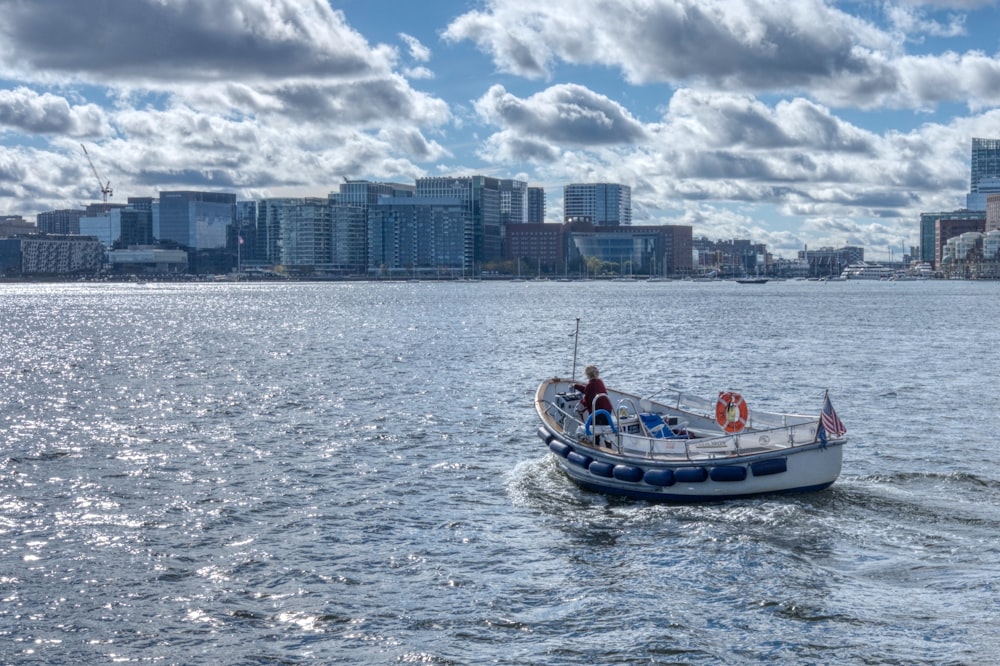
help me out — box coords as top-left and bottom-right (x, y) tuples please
(445, 0), (1000, 110)
(445, 0), (891, 89)
(474, 84), (647, 157)
(0, 0), (394, 83)
(0, 0), (456, 214)
(0, 88), (107, 136)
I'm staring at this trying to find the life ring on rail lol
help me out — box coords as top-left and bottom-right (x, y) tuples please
(715, 391), (749, 433)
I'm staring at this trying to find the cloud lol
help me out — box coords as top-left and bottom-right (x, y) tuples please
(445, 0), (891, 89)
(0, 0), (395, 83)
(445, 0), (1000, 111)
(399, 33), (432, 63)
(474, 83), (648, 159)
(0, 87), (107, 136)
(0, 0), (457, 214)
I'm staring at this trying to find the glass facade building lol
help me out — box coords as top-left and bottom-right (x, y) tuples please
(416, 176), (510, 266)
(563, 183), (632, 226)
(158, 191), (235, 250)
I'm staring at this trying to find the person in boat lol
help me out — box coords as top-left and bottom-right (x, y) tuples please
(572, 365), (614, 425)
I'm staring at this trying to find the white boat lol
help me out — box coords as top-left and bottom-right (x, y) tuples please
(840, 262), (893, 280)
(535, 379), (846, 501)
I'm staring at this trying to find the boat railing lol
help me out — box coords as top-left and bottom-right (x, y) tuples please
(618, 419), (821, 461)
(656, 388), (817, 430)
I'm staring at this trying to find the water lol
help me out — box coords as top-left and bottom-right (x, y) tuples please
(1, 279), (998, 664)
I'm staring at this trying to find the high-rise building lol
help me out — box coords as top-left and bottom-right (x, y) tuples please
(971, 138), (1000, 193)
(279, 198), (333, 269)
(563, 183), (632, 226)
(332, 180), (415, 272)
(968, 138), (1000, 210)
(499, 179), (528, 226)
(367, 196), (471, 275)
(158, 191), (236, 250)
(416, 176), (509, 266)
(527, 187), (545, 224)
(37, 209), (84, 235)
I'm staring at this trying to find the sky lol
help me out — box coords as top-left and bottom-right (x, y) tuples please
(1, 1), (1000, 260)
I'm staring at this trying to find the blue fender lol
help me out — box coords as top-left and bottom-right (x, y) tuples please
(537, 427), (556, 445)
(612, 465), (644, 483)
(750, 458), (787, 476)
(588, 461), (615, 477)
(566, 451), (592, 468)
(710, 465), (748, 482)
(643, 468), (675, 486)
(674, 466), (708, 483)
(548, 440), (572, 458)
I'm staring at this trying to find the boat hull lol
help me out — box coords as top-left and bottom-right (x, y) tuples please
(541, 427), (841, 501)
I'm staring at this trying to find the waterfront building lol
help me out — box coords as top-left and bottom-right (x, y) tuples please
(329, 204), (367, 274)
(933, 214), (985, 268)
(563, 183), (632, 227)
(984, 230), (1000, 260)
(0, 216), (36, 237)
(0, 234), (103, 275)
(279, 198), (333, 271)
(942, 231), (983, 265)
(234, 200), (259, 264)
(255, 198), (303, 265)
(367, 196), (471, 276)
(794, 246), (862, 277)
(108, 247), (188, 274)
(970, 138), (1000, 196)
(332, 180), (415, 272)
(79, 210), (120, 248)
(36, 209), (84, 235)
(416, 176), (509, 267)
(505, 223), (563, 274)
(919, 209), (985, 267)
(158, 191), (236, 250)
(567, 221), (692, 276)
(499, 179), (529, 227)
(986, 194), (1000, 232)
(527, 187), (545, 224)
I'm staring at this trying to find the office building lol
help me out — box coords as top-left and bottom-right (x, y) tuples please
(158, 191), (236, 250)
(566, 220), (692, 276)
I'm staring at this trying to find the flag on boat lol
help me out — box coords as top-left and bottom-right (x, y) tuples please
(821, 393), (846, 436)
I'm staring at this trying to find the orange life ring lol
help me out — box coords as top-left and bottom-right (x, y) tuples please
(715, 391), (749, 433)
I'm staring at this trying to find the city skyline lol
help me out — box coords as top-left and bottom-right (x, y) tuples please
(3, 1), (1000, 261)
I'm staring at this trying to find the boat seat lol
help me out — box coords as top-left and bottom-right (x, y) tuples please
(639, 412), (686, 439)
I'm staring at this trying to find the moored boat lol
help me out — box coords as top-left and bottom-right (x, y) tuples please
(535, 378), (846, 502)
(840, 262), (892, 280)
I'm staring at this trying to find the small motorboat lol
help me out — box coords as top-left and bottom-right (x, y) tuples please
(535, 378), (846, 501)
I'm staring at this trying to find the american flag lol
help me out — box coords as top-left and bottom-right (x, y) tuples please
(821, 393), (846, 436)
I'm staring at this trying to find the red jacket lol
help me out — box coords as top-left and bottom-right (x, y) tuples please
(573, 378), (613, 417)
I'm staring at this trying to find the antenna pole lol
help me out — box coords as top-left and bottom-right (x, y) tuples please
(571, 318), (580, 381)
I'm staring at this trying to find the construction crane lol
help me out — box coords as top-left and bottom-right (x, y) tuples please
(80, 143), (112, 205)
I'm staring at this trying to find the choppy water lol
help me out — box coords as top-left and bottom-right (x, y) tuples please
(1, 279), (998, 664)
